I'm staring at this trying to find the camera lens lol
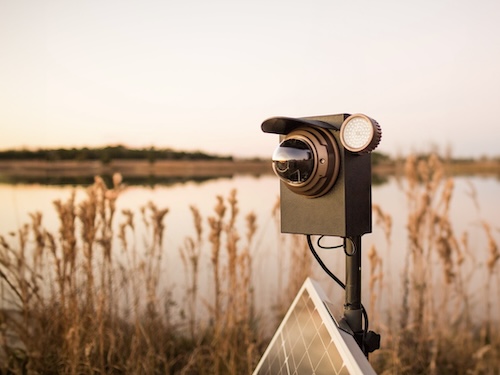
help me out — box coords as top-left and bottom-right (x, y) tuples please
(272, 138), (314, 184)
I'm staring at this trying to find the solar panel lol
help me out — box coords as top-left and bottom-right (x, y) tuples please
(253, 278), (376, 375)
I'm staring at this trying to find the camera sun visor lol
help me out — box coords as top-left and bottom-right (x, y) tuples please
(262, 117), (339, 135)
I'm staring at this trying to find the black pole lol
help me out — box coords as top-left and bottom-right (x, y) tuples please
(344, 235), (364, 350)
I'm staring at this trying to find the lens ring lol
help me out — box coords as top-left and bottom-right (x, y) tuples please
(272, 126), (339, 198)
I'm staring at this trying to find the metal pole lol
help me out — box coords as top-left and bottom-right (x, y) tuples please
(344, 235), (364, 350)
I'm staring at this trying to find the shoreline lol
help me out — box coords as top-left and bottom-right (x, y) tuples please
(0, 159), (273, 179)
(0, 159), (498, 180)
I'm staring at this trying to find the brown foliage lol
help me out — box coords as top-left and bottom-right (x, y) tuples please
(1, 155), (499, 374)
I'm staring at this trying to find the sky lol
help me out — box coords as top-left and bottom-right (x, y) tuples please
(1, 0), (500, 159)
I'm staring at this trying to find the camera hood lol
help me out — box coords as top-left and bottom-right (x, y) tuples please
(261, 116), (344, 135)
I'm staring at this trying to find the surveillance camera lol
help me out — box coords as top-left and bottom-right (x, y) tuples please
(271, 125), (340, 198)
(262, 113), (381, 237)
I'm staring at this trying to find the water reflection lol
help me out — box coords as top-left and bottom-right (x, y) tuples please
(0, 173), (498, 328)
(0, 171), (392, 188)
(0, 173), (235, 188)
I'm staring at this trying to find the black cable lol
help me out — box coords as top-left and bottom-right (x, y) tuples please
(344, 237), (357, 256)
(316, 235), (357, 256)
(306, 234), (369, 339)
(361, 305), (369, 334)
(317, 235), (344, 250)
(306, 235), (345, 289)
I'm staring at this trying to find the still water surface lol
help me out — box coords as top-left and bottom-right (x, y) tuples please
(1, 173), (499, 325)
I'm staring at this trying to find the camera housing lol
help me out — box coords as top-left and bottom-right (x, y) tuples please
(262, 113), (376, 237)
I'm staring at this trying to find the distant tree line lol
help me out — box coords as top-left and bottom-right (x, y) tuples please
(0, 145), (233, 163)
(371, 151), (391, 166)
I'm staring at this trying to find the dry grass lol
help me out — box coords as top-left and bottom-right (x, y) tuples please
(369, 154), (500, 374)
(0, 174), (266, 374)
(0, 155), (498, 374)
(0, 174), (178, 373)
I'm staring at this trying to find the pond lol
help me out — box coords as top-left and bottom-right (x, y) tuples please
(1, 172), (499, 329)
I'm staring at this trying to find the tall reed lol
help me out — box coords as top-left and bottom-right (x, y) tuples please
(0, 177), (270, 374)
(0, 155), (498, 374)
(178, 188), (262, 374)
(369, 154), (500, 374)
(0, 174), (179, 373)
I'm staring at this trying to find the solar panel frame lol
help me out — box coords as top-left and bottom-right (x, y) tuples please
(253, 277), (377, 375)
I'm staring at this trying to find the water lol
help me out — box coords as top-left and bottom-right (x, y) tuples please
(1, 173), (499, 327)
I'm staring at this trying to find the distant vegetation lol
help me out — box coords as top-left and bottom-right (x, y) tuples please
(0, 145), (398, 168)
(1, 146), (498, 177)
(2, 146), (497, 163)
(0, 145), (233, 163)
(371, 151), (392, 165)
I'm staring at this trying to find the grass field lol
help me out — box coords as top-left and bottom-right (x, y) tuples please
(0, 155), (499, 374)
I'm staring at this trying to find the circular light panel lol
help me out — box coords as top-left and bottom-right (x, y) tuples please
(340, 114), (381, 153)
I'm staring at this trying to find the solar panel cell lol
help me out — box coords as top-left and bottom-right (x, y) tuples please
(253, 278), (377, 375)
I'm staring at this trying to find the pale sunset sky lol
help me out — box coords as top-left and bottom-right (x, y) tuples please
(1, 0), (499, 158)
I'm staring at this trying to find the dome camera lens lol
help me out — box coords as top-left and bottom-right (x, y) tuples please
(272, 138), (314, 184)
